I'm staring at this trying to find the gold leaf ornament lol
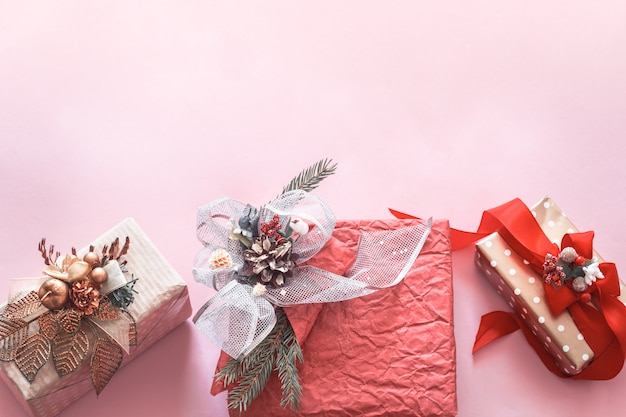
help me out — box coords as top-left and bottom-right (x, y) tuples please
(14, 333), (51, 382)
(3, 291), (42, 320)
(58, 309), (81, 334)
(0, 317), (29, 361)
(38, 311), (60, 340)
(90, 338), (123, 395)
(52, 329), (90, 377)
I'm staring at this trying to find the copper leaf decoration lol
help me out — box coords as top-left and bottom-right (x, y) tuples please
(58, 309), (81, 334)
(92, 298), (120, 321)
(3, 291), (41, 320)
(120, 310), (137, 346)
(38, 311), (59, 340)
(14, 333), (51, 382)
(90, 338), (123, 396)
(0, 317), (29, 362)
(52, 329), (89, 377)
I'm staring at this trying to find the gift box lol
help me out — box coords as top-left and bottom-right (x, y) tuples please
(0, 218), (192, 417)
(210, 218), (457, 417)
(474, 196), (626, 378)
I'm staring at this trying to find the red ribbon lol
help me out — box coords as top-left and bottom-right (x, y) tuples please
(391, 198), (626, 380)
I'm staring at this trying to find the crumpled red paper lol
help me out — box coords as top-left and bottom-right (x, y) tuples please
(212, 219), (457, 417)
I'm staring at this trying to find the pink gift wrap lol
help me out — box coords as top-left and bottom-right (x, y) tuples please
(0, 218), (192, 417)
(214, 218), (457, 417)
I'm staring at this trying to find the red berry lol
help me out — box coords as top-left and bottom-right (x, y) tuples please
(580, 293), (592, 303)
(575, 256), (586, 266)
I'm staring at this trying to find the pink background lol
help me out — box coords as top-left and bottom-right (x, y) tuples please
(1, 2), (626, 416)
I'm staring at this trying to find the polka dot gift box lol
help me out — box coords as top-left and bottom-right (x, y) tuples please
(472, 197), (626, 379)
(0, 218), (192, 417)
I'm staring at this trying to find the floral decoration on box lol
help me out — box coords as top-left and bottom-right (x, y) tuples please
(0, 237), (138, 395)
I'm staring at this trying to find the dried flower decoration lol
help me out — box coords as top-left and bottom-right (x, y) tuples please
(208, 248), (233, 270)
(0, 236), (138, 396)
(543, 246), (604, 293)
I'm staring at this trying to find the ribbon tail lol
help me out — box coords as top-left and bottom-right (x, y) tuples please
(192, 280), (276, 358)
(472, 311), (521, 353)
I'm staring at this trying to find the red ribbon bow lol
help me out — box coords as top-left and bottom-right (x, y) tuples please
(391, 198), (626, 380)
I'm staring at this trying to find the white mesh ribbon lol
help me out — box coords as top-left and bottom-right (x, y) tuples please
(192, 190), (432, 358)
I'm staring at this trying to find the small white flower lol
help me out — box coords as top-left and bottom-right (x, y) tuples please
(289, 218), (309, 236)
(252, 282), (267, 297)
(583, 260), (604, 285)
(208, 248), (233, 270)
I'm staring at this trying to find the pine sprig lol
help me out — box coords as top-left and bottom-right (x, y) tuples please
(276, 315), (304, 412)
(279, 158), (337, 196)
(217, 307), (300, 412)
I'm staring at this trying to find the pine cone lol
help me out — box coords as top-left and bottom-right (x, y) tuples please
(243, 235), (295, 286)
(69, 279), (100, 315)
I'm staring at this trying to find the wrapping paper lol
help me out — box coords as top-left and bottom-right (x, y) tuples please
(0, 218), (192, 417)
(474, 196), (626, 375)
(212, 218), (457, 417)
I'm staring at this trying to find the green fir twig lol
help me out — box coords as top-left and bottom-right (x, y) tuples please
(279, 158), (337, 196)
(216, 307), (302, 412)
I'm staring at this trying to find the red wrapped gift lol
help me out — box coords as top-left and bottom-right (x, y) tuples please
(209, 218), (457, 417)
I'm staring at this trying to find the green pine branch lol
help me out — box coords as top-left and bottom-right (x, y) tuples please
(217, 307), (302, 413)
(279, 158), (337, 196)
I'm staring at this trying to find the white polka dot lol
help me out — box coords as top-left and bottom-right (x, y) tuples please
(528, 277), (536, 284)
(476, 252), (481, 259)
(486, 269), (492, 276)
(546, 336), (552, 343)
(548, 220), (556, 227)
(379, 240), (384, 245)
(543, 201), (551, 208)
(522, 307), (528, 314)
(508, 302), (514, 308)
(485, 240), (493, 248)
(533, 296), (541, 304)
(497, 285), (503, 292)
(567, 228), (575, 234)
(557, 354), (562, 360)
(490, 260), (497, 267)
(504, 249), (511, 256)
(514, 288), (521, 295)
(538, 316), (545, 324)
(563, 345), (570, 352)
(523, 259), (530, 265)
(577, 333), (584, 341)
(563, 367), (570, 374)
(509, 268), (517, 276)
(521, 314), (526, 319)
(532, 211), (537, 217)
(557, 325), (565, 332)
(582, 354), (590, 361)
